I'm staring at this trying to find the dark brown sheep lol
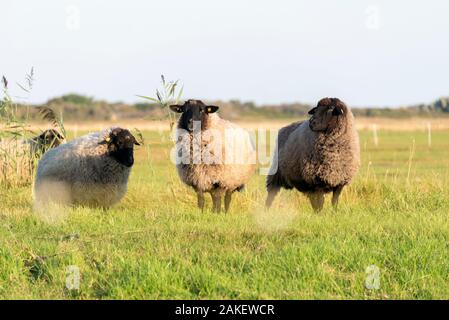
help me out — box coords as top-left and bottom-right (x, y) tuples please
(266, 98), (360, 211)
(29, 129), (65, 156)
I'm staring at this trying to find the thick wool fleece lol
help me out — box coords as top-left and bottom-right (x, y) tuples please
(176, 113), (255, 193)
(34, 128), (131, 207)
(267, 110), (360, 193)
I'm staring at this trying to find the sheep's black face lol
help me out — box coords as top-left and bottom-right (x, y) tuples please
(308, 98), (346, 132)
(169, 99), (219, 132)
(35, 129), (64, 149)
(101, 128), (140, 167)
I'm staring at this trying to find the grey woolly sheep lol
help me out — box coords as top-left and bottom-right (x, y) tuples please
(170, 99), (256, 213)
(34, 127), (140, 208)
(265, 98), (360, 212)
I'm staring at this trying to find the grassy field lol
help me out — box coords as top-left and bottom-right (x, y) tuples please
(0, 125), (448, 299)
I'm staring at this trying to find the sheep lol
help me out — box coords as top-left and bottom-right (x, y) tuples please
(170, 99), (256, 213)
(0, 129), (64, 187)
(265, 98), (360, 212)
(28, 129), (65, 156)
(34, 127), (140, 208)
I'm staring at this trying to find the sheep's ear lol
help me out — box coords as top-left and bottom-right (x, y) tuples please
(308, 107), (318, 115)
(169, 105), (184, 113)
(132, 129), (144, 146)
(332, 105), (344, 116)
(98, 135), (112, 145)
(205, 105), (219, 114)
(131, 135), (141, 146)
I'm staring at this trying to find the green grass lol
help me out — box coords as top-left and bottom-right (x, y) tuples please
(0, 128), (448, 299)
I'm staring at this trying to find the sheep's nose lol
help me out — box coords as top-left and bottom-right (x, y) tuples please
(126, 156), (134, 167)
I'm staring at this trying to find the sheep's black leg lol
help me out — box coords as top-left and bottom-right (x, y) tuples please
(197, 191), (205, 212)
(211, 193), (222, 213)
(265, 187), (280, 209)
(224, 190), (232, 213)
(308, 192), (324, 212)
(332, 185), (344, 209)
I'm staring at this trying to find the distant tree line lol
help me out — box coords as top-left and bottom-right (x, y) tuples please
(11, 94), (449, 121)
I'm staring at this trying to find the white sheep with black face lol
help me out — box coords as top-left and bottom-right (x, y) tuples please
(266, 98), (360, 212)
(34, 127), (140, 208)
(170, 99), (255, 213)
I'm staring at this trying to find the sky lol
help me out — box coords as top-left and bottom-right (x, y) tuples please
(1, 0), (449, 107)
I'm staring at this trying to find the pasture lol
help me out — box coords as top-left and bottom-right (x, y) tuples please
(0, 122), (448, 299)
